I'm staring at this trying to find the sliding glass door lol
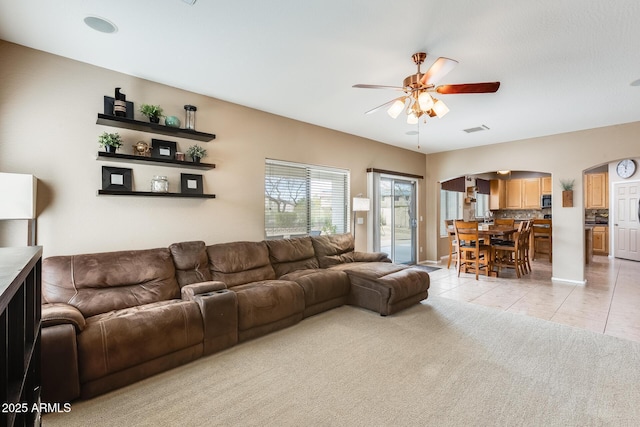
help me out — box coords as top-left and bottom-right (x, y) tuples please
(371, 174), (417, 264)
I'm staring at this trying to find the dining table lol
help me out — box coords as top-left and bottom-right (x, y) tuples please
(448, 223), (519, 277)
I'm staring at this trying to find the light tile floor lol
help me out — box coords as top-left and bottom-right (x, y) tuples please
(427, 255), (640, 343)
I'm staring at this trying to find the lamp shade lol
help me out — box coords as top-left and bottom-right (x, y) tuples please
(432, 99), (450, 118)
(353, 197), (370, 212)
(387, 98), (405, 119)
(0, 173), (37, 219)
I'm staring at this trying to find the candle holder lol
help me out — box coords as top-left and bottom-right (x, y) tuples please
(184, 105), (197, 130)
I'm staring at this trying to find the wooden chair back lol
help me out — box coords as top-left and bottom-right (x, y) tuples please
(453, 220), (489, 279)
(495, 218), (515, 227)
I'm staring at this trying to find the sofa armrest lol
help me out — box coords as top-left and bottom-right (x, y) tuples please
(42, 303), (86, 331)
(41, 323), (81, 402)
(352, 251), (392, 263)
(181, 281), (228, 301)
(191, 289), (238, 355)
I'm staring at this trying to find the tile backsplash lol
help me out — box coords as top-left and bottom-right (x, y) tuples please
(489, 208), (552, 220)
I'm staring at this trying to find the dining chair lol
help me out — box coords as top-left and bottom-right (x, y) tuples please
(445, 219), (458, 269)
(490, 218), (516, 245)
(494, 218), (515, 227)
(454, 220), (491, 280)
(492, 221), (526, 278)
(519, 220), (532, 274)
(532, 219), (552, 262)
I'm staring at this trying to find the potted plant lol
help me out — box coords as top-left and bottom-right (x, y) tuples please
(139, 104), (164, 123)
(186, 144), (207, 163)
(98, 132), (123, 153)
(560, 178), (574, 207)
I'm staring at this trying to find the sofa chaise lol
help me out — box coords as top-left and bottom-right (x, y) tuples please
(41, 233), (430, 403)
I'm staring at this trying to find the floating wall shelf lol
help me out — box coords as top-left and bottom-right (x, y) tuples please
(96, 114), (215, 142)
(97, 190), (216, 199)
(97, 152), (215, 170)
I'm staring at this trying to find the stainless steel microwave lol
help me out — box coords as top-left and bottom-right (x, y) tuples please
(541, 194), (552, 208)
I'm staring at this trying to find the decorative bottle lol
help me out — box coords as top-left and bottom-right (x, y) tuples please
(114, 88), (127, 117)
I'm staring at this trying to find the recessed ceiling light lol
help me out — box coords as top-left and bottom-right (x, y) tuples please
(631, 78), (640, 87)
(84, 16), (118, 34)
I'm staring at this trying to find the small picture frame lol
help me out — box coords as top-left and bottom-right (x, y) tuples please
(102, 166), (132, 191)
(103, 96), (134, 119)
(180, 173), (203, 194)
(151, 139), (177, 159)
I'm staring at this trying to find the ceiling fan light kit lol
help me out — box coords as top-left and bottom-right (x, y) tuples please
(354, 52), (500, 125)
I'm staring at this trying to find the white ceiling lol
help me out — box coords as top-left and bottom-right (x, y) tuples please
(2, 0), (640, 154)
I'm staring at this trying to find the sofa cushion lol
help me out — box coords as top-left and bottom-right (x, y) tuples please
(78, 300), (204, 383)
(231, 281), (304, 331)
(337, 263), (429, 305)
(265, 236), (319, 277)
(280, 269), (350, 309)
(43, 248), (180, 318)
(169, 241), (212, 287)
(310, 234), (389, 268)
(207, 241), (276, 287)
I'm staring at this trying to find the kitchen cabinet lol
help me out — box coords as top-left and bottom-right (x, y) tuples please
(585, 172), (608, 209)
(522, 178), (542, 208)
(592, 226), (609, 255)
(489, 179), (506, 209)
(505, 179), (523, 209)
(504, 178), (541, 209)
(541, 176), (552, 194)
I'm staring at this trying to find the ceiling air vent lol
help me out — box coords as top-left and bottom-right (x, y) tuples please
(463, 125), (490, 133)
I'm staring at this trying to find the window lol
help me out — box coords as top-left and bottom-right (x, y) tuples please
(440, 190), (463, 237)
(265, 159), (349, 239)
(475, 193), (489, 218)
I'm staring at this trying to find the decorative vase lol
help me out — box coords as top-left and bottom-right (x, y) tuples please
(193, 157), (201, 164)
(105, 145), (117, 154)
(114, 87), (127, 117)
(562, 190), (573, 207)
(165, 116), (181, 128)
(149, 116), (160, 124)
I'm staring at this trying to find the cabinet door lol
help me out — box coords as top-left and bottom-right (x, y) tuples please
(505, 179), (522, 209)
(522, 178), (541, 209)
(489, 179), (505, 210)
(592, 227), (606, 254)
(541, 176), (552, 194)
(586, 173), (608, 209)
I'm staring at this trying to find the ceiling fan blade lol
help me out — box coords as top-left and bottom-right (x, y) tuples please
(353, 84), (405, 91)
(364, 98), (401, 115)
(420, 57), (458, 85)
(435, 82), (501, 94)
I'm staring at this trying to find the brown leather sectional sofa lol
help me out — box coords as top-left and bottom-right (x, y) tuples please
(40, 233), (430, 403)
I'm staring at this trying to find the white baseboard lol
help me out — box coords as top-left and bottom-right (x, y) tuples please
(551, 277), (587, 286)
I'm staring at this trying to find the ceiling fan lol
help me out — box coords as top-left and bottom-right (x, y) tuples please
(353, 52), (500, 124)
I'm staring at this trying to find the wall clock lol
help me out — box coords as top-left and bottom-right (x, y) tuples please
(616, 159), (636, 179)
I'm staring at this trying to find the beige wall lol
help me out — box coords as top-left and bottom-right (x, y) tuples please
(0, 41), (426, 258)
(425, 122), (640, 283)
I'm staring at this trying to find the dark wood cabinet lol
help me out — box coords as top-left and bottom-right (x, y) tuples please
(0, 247), (42, 427)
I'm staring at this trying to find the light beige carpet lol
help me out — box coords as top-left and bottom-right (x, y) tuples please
(44, 296), (640, 426)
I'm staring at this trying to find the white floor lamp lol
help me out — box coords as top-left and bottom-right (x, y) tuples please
(0, 173), (38, 246)
(352, 196), (370, 244)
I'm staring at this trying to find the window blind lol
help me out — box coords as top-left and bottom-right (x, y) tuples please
(265, 159), (349, 239)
